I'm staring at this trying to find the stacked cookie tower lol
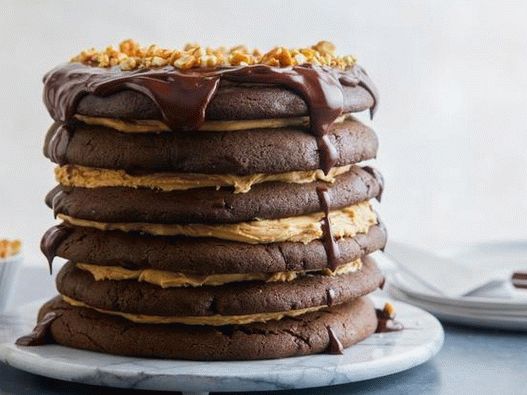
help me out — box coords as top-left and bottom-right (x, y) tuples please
(26, 41), (387, 360)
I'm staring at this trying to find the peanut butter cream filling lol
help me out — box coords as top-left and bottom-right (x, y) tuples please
(55, 165), (351, 194)
(76, 259), (362, 288)
(58, 201), (377, 244)
(74, 113), (348, 133)
(62, 295), (327, 326)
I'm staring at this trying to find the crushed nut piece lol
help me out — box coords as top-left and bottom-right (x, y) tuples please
(200, 54), (218, 68)
(312, 40), (336, 55)
(151, 56), (168, 67)
(383, 302), (396, 319)
(229, 51), (254, 66)
(0, 239), (21, 259)
(70, 40), (357, 71)
(173, 55), (196, 70)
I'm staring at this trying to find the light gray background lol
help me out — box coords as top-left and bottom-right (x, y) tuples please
(1, 0), (526, 264)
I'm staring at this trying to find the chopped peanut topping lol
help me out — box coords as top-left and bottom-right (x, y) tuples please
(0, 239), (21, 259)
(71, 40), (357, 71)
(383, 302), (396, 319)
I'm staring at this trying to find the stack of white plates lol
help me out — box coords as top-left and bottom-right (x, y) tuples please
(378, 242), (527, 331)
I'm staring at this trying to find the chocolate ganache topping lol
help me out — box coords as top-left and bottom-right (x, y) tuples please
(40, 224), (73, 274)
(46, 124), (71, 166)
(43, 63), (378, 174)
(316, 186), (341, 271)
(16, 311), (62, 346)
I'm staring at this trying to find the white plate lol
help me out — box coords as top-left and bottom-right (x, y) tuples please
(389, 286), (527, 331)
(391, 275), (527, 311)
(0, 297), (443, 394)
(386, 241), (527, 330)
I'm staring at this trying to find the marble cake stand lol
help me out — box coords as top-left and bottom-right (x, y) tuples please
(0, 296), (443, 394)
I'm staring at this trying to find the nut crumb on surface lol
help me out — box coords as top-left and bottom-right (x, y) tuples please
(71, 39), (357, 71)
(383, 302), (396, 319)
(0, 239), (21, 259)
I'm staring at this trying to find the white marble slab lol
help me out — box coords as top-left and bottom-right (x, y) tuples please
(0, 296), (443, 394)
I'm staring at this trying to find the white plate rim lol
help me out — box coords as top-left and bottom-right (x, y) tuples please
(389, 273), (527, 309)
(388, 286), (527, 331)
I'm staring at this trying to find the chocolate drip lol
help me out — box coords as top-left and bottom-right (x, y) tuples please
(316, 187), (340, 270)
(375, 308), (404, 333)
(41, 224), (72, 274)
(50, 189), (67, 219)
(326, 326), (344, 354)
(223, 65), (344, 174)
(326, 288), (336, 306)
(317, 135), (339, 174)
(92, 72), (220, 133)
(43, 63), (378, 173)
(361, 166), (384, 202)
(16, 312), (61, 346)
(339, 65), (379, 118)
(47, 124), (71, 165)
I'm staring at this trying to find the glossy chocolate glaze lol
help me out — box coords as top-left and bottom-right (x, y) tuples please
(43, 63), (378, 174)
(46, 124), (71, 166)
(326, 288), (337, 306)
(326, 326), (344, 354)
(15, 311), (61, 346)
(316, 187), (341, 271)
(362, 166), (384, 202)
(40, 224), (73, 274)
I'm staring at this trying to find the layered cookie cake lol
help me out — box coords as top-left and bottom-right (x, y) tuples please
(19, 40), (389, 360)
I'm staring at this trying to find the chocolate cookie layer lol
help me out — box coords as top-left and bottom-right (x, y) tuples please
(75, 81), (374, 121)
(46, 166), (381, 224)
(39, 296), (377, 360)
(56, 258), (383, 316)
(43, 223), (386, 274)
(44, 118), (378, 174)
